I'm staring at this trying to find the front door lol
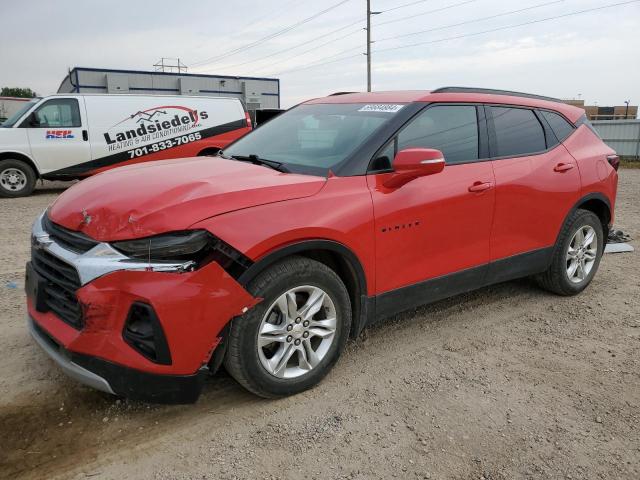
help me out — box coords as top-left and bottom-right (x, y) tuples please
(23, 97), (91, 175)
(367, 104), (495, 317)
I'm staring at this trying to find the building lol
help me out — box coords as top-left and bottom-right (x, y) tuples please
(563, 99), (637, 120)
(57, 67), (280, 118)
(0, 96), (32, 122)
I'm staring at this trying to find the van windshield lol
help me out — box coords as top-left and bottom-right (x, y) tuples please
(1, 99), (40, 127)
(223, 103), (405, 175)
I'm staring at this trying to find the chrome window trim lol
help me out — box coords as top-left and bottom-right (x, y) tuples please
(32, 212), (194, 286)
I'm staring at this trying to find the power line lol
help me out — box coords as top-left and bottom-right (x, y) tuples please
(248, 25), (365, 75)
(233, 0), (304, 36)
(375, 0), (479, 27)
(376, 0), (565, 42)
(269, 0), (638, 76)
(374, 0), (640, 53)
(190, 0), (353, 68)
(270, 50), (364, 76)
(381, 0), (433, 13)
(211, 19), (364, 73)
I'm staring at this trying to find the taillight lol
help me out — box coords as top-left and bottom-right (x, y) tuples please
(607, 155), (620, 171)
(245, 112), (253, 128)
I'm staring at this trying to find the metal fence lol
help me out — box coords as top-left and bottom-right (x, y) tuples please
(591, 120), (640, 159)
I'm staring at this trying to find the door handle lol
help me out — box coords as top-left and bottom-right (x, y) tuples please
(82, 130), (88, 141)
(468, 181), (493, 193)
(554, 162), (574, 172)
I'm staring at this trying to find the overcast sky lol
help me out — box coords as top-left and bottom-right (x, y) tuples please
(1, 0), (638, 107)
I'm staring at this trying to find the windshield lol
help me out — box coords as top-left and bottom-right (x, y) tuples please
(1, 98), (40, 127)
(223, 103), (405, 175)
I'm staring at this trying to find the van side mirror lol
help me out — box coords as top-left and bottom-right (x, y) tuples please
(383, 148), (445, 188)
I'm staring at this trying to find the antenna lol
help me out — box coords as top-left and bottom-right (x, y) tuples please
(153, 58), (188, 73)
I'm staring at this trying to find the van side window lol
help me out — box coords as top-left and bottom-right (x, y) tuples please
(26, 99), (81, 128)
(540, 110), (575, 142)
(491, 107), (546, 157)
(397, 105), (479, 165)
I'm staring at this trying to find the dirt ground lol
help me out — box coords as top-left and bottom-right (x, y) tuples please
(0, 171), (638, 480)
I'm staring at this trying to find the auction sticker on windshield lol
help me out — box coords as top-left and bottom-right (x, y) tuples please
(358, 104), (405, 113)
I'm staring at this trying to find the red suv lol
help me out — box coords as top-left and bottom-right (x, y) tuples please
(26, 88), (618, 403)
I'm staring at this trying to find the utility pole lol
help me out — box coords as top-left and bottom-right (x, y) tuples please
(366, 0), (372, 92)
(365, 1), (381, 92)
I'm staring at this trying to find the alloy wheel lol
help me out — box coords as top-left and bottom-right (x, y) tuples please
(257, 285), (337, 379)
(566, 225), (598, 284)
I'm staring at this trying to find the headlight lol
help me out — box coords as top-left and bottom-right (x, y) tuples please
(112, 230), (211, 261)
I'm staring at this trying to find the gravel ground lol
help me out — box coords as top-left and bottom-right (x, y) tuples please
(0, 172), (638, 480)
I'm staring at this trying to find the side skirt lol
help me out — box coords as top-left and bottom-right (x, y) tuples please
(370, 246), (553, 324)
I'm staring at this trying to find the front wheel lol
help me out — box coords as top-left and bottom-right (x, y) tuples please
(0, 159), (37, 198)
(536, 209), (604, 296)
(224, 256), (352, 398)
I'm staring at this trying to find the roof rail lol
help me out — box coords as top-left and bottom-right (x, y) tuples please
(329, 91), (358, 96)
(431, 87), (562, 103)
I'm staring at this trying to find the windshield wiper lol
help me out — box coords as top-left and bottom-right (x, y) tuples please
(222, 153), (290, 173)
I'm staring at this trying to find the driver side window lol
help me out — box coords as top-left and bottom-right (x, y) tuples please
(23, 98), (81, 128)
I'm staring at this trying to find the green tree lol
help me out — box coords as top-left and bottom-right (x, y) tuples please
(1, 87), (37, 98)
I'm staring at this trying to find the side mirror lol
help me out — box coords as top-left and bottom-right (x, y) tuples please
(383, 148), (445, 188)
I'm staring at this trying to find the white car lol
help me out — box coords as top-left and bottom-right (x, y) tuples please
(0, 94), (252, 197)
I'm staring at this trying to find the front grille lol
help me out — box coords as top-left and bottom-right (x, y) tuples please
(31, 248), (83, 329)
(42, 215), (98, 254)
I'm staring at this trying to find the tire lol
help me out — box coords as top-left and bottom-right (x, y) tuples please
(535, 209), (604, 296)
(0, 159), (37, 198)
(224, 256), (352, 398)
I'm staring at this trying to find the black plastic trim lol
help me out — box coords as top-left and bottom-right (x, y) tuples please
(372, 246), (554, 324)
(71, 352), (207, 404)
(123, 302), (172, 365)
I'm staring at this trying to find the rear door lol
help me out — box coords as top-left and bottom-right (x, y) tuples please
(22, 97), (91, 175)
(368, 104), (495, 314)
(487, 105), (581, 278)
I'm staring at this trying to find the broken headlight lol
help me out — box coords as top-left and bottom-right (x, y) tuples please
(111, 230), (252, 278)
(112, 230), (211, 262)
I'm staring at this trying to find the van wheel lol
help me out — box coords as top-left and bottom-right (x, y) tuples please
(535, 209), (604, 296)
(0, 159), (37, 198)
(224, 256), (352, 398)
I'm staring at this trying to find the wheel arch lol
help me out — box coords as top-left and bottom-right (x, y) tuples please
(573, 192), (612, 238)
(0, 151), (40, 178)
(237, 240), (371, 338)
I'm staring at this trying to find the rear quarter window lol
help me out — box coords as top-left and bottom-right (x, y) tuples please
(540, 110), (575, 142)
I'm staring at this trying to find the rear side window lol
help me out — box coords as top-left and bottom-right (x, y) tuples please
(540, 110), (575, 142)
(397, 105), (479, 165)
(491, 107), (546, 157)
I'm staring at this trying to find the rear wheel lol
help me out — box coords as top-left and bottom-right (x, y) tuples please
(536, 209), (604, 295)
(224, 256), (352, 398)
(0, 159), (36, 198)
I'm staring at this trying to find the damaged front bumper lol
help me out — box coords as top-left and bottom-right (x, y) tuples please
(27, 213), (258, 403)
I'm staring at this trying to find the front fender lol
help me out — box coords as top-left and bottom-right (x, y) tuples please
(190, 175), (376, 297)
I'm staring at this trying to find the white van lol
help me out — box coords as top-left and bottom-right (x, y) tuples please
(0, 94), (252, 197)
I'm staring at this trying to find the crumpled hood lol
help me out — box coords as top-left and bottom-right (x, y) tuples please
(49, 157), (326, 241)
